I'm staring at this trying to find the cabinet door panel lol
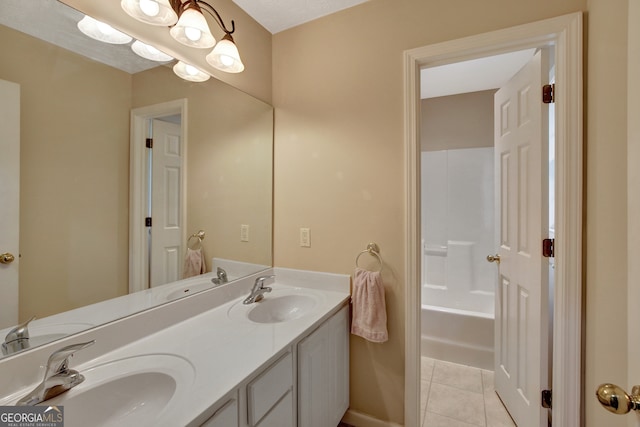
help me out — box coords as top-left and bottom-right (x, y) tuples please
(298, 325), (329, 427)
(329, 306), (350, 425)
(298, 305), (350, 427)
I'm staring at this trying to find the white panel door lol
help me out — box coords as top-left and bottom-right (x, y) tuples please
(494, 50), (549, 427)
(150, 119), (184, 287)
(0, 79), (20, 329)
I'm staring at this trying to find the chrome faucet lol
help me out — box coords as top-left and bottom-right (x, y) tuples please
(17, 340), (95, 406)
(2, 316), (35, 356)
(211, 267), (229, 285)
(243, 275), (275, 304)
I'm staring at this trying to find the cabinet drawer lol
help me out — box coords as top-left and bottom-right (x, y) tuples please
(200, 397), (238, 427)
(256, 390), (294, 427)
(247, 351), (293, 425)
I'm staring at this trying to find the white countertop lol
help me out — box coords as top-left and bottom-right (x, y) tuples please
(0, 268), (350, 427)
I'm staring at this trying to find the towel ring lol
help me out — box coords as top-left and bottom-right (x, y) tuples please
(355, 242), (383, 272)
(187, 230), (205, 250)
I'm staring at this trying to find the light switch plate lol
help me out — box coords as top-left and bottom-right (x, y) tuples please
(300, 228), (310, 247)
(241, 224), (249, 242)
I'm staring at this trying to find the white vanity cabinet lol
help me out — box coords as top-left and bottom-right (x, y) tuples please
(298, 305), (350, 427)
(197, 303), (349, 427)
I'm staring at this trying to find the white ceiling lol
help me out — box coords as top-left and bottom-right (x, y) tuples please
(420, 49), (537, 99)
(232, 0), (369, 34)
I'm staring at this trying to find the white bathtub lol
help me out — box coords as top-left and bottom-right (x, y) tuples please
(421, 304), (494, 370)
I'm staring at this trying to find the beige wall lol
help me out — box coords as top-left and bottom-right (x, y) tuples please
(422, 90), (496, 152)
(132, 66), (273, 270)
(0, 25), (131, 319)
(272, 0), (587, 424)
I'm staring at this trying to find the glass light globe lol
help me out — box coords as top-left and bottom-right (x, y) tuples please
(77, 16), (132, 44)
(206, 35), (244, 73)
(169, 8), (215, 48)
(121, 0), (178, 26)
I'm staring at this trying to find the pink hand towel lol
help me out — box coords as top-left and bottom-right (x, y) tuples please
(183, 247), (206, 278)
(351, 267), (388, 343)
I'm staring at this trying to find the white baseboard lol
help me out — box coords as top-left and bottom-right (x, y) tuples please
(341, 409), (403, 427)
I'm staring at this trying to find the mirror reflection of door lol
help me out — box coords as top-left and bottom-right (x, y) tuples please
(148, 117), (184, 287)
(0, 78), (20, 329)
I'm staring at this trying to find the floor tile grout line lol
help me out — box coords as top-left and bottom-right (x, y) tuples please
(421, 360), (435, 427)
(480, 369), (488, 427)
(423, 358), (511, 427)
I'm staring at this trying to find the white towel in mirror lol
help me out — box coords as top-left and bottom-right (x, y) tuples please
(183, 247), (206, 278)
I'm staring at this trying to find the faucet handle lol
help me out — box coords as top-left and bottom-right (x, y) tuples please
(45, 340), (95, 376)
(255, 274), (275, 287)
(4, 316), (35, 343)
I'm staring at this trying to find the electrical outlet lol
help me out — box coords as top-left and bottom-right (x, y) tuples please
(240, 224), (249, 242)
(300, 228), (311, 247)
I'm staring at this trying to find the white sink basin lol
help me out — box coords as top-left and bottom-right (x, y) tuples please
(228, 288), (321, 324)
(248, 295), (317, 323)
(37, 354), (195, 427)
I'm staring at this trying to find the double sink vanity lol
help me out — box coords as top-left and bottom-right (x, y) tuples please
(0, 268), (350, 426)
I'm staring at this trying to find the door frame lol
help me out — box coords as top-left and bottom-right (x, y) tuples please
(404, 12), (583, 426)
(627, 2), (640, 426)
(129, 99), (188, 293)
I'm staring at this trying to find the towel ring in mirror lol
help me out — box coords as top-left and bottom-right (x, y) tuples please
(187, 230), (205, 250)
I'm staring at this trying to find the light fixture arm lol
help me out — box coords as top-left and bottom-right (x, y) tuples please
(197, 1), (235, 35)
(172, 0), (235, 36)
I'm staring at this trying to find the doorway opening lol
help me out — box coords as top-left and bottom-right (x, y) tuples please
(404, 12), (583, 427)
(418, 47), (556, 426)
(129, 99), (188, 293)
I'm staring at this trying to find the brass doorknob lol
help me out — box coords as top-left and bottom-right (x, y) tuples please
(0, 253), (15, 264)
(596, 383), (640, 414)
(486, 254), (500, 264)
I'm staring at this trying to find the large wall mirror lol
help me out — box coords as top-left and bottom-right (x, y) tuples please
(0, 0), (273, 358)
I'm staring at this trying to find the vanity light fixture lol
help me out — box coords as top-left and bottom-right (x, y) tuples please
(173, 60), (210, 82)
(131, 40), (174, 62)
(120, 0), (179, 26)
(206, 33), (244, 73)
(77, 16), (133, 44)
(121, 0), (245, 75)
(170, 3), (216, 48)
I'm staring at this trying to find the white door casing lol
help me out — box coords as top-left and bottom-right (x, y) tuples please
(628, 1), (640, 426)
(404, 12), (583, 427)
(0, 79), (20, 329)
(150, 119), (184, 287)
(494, 50), (549, 427)
(129, 99), (187, 293)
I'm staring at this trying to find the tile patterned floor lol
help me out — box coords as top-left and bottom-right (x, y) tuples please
(421, 357), (516, 427)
